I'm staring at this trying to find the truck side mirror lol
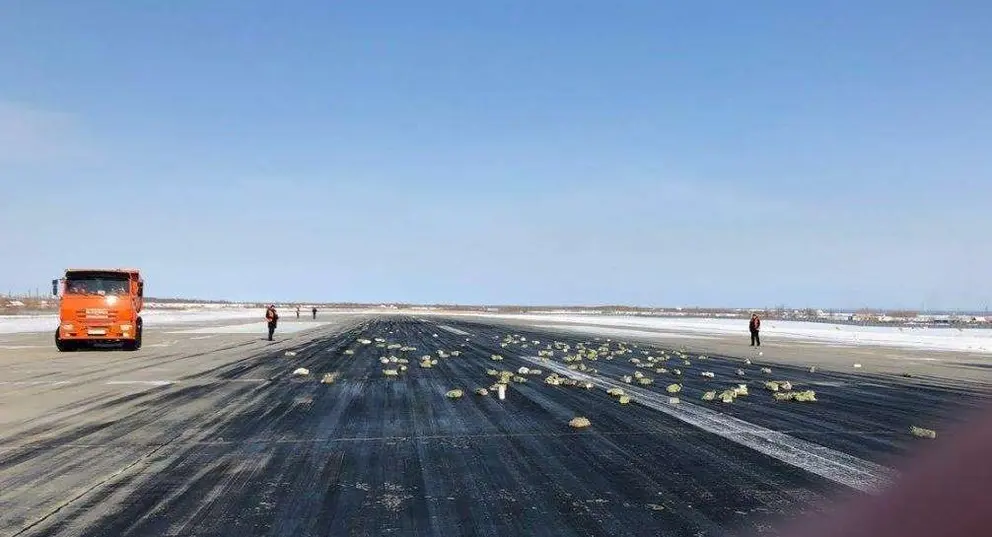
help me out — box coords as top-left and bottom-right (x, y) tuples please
(138, 282), (144, 297)
(52, 279), (59, 297)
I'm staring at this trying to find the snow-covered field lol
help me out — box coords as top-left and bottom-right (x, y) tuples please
(143, 302), (256, 309)
(168, 321), (333, 335)
(463, 313), (992, 354)
(0, 308), (261, 334)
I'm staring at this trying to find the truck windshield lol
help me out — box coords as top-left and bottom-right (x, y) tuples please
(65, 275), (130, 296)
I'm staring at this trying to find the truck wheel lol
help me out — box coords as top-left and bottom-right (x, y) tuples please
(55, 330), (75, 352)
(124, 322), (143, 351)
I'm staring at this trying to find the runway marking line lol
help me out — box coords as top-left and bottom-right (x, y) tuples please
(438, 325), (472, 337)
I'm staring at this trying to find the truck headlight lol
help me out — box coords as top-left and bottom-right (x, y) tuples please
(61, 323), (74, 330)
(120, 324), (133, 331)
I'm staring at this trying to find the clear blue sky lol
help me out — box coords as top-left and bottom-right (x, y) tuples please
(1, 1), (989, 309)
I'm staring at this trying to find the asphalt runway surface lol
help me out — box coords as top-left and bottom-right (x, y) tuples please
(1, 316), (989, 537)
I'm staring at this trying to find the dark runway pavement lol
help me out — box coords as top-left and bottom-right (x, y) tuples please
(2, 316), (988, 537)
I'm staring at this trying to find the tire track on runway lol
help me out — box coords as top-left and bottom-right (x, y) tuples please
(1, 322), (368, 537)
(533, 358), (897, 493)
(9, 428), (189, 537)
(451, 320), (991, 463)
(361, 320), (844, 536)
(446, 321), (897, 492)
(0, 328), (344, 443)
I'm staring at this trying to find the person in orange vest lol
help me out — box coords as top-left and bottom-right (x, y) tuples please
(749, 313), (761, 347)
(266, 305), (279, 341)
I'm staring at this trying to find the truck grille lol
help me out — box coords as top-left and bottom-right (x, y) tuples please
(75, 309), (119, 324)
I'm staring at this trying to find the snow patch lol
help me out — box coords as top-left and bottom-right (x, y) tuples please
(0, 308), (262, 334)
(532, 324), (715, 340)
(479, 314), (992, 354)
(170, 321), (332, 335)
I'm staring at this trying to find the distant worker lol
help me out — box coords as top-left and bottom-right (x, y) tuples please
(266, 305), (279, 341)
(296, 306), (300, 319)
(749, 313), (761, 347)
(312, 307), (317, 320)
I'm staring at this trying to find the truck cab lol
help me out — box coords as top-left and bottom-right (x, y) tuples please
(53, 268), (144, 351)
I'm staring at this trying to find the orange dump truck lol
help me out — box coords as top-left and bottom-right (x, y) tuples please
(52, 268), (145, 351)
